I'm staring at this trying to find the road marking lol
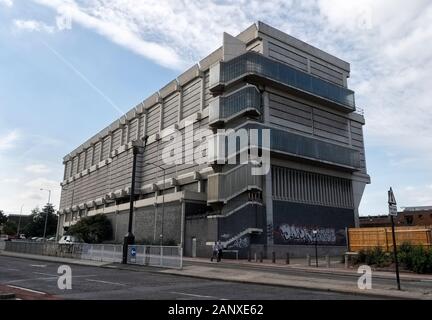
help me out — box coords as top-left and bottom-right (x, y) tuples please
(6, 274), (98, 284)
(85, 279), (127, 286)
(170, 291), (227, 300)
(33, 272), (58, 276)
(30, 264), (47, 268)
(6, 277), (57, 283)
(7, 285), (47, 295)
(420, 279), (432, 282)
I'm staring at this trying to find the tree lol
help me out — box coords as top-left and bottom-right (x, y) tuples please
(1, 210), (15, 235)
(23, 205), (58, 238)
(0, 210), (7, 225)
(3, 220), (17, 235)
(68, 214), (112, 243)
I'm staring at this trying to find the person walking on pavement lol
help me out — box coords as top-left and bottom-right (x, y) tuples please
(210, 241), (218, 262)
(216, 240), (223, 262)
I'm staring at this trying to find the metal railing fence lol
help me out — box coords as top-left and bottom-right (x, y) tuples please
(4, 241), (182, 269)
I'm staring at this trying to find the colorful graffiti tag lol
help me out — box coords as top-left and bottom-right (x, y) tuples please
(278, 224), (336, 244)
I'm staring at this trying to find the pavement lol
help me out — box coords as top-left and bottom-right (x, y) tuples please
(1, 250), (432, 299)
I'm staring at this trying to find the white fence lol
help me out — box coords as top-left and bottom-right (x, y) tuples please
(0, 241), (5, 251)
(4, 241), (183, 269)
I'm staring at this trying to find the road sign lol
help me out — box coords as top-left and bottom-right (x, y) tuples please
(131, 247), (136, 257)
(388, 187), (398, 216)
(388, 187), (397, 205)
(389, 204), (398, 216)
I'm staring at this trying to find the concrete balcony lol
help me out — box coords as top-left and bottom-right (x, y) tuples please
(210, 51), (356, 113)
(207, 164), (263, 204)
(209, 86), (262, 127)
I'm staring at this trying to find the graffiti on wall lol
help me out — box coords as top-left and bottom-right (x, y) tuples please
(278, 224), (336, 244)
(228, 236), (249, 249)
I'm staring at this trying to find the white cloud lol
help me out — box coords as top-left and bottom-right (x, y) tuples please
(0, 130), (20, 152)
(32, 0), (188, 69)
(13, 19), (55, 33)
(25, 164), (52, 174)
(0, 178), (20, 184)
(0, 0), (13, 7)
(25, 177), (59, 189)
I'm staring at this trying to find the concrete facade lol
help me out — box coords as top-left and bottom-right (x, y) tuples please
(59, 21), (370, 257)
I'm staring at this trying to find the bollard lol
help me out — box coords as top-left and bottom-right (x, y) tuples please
(254, 252), (257, 262)
(272, 251), (276, 263)
(306, 254), (311, 266)
(344, 254), (349, 269)
(326, 255), (330, 268)
(260, 252), (263, 263)
(248, 251), (251, 262)
(286, 252), (290, 265)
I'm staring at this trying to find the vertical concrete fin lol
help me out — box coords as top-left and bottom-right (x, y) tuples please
(352, 180), (366, 227)
(222, 32), (246, 62)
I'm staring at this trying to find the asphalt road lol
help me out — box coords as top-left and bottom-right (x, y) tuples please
(184, 260), (432, 293)
(0, 255), (377, 300)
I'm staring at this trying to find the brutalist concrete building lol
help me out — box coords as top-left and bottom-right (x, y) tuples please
(59, 22), (370, 258)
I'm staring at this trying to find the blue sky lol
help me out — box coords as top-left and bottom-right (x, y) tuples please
(0, 0), (431, 216)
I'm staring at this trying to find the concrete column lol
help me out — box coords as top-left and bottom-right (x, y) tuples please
(262, 91), (270, 124)
(180, 200), (185, 250)
(199, 73), (205, 112)
(352, 179), (366, 227)
(90, 144), (95, 166)
(99, 138), (103, 162)
(109, 133), (113, 154)
(83, 149), (87, 170)
(159, 102), (164, 132)
(264, 166), (274, 245)
(125, 122), (130, 143)
(178, 88), (183, 123)
(120, 125), (124, 146)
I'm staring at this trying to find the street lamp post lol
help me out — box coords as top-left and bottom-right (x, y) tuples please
(122, 138), (148, 265)
(122, 146), (140, 264)
(40, 188), (51, 240)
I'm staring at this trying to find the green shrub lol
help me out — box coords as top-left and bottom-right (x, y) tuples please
(353, 243), (432, 274)
(353, 247), (392, 267)
(398, 242), (415, 270)
(367, 247), (392, 267)
(68, 214), (112, 243)
(396, 242), (432, 274)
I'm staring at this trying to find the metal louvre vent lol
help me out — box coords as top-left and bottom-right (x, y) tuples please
(271, 166), (354, 209)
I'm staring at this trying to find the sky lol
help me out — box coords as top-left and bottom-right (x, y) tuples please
(0, 0), (431, 216)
